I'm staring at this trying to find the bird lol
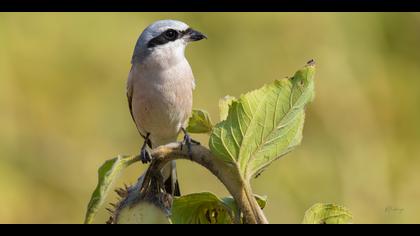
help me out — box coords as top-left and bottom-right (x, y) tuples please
(126, 20), (207, 196)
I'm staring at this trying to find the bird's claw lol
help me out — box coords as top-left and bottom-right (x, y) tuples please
(180, 128), (200, 160)
(140, 147), (152, 164)
(139, 132), (152, 164)
(181, 134), (193, 160)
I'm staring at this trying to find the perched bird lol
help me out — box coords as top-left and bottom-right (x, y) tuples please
(126, 20), (207, 196)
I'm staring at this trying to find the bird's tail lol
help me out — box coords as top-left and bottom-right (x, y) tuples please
(152, 137), (181, 196)
(164, 160), (181, 196)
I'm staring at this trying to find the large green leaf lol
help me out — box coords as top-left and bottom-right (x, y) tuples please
(209, 64), (315, 179)
(302, 203), (353, 224)
(171, 192), (267, 224)
(84, 155), (139, 224)
(171, 192), (234, 224)
(186, 109), (213, 134)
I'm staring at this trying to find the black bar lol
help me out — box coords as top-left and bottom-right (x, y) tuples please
(1, 0), (420, 12)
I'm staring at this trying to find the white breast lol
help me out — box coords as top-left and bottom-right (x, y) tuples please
(129, 59), (194, 147)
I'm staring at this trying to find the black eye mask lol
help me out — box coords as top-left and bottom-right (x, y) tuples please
(147, 28), (191, 48)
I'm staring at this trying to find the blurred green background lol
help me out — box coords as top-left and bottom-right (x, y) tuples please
(1, 12), (419, 224)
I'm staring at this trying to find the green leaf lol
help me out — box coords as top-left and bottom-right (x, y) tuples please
(171, 192), (266, 224)
(84, 155), (139, 224)
(209, 63), (315, 179)
(254, 194), (268, 209)
(219, 95), (237, 121)
(171, 192), (234, 224)
(302, 203), (353, 224)
(186, 109), (213, 134)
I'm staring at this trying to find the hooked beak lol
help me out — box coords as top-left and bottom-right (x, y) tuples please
(185, 28), (207, 42)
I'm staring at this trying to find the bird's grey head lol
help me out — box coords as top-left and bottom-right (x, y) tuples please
(131, 20), (206, 65)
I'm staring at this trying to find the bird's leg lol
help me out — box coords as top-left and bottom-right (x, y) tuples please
(140, 132), (152, 164)
(180, 128), (200, 159)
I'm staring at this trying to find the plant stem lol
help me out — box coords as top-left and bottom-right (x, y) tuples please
(148, 142), (268, 224)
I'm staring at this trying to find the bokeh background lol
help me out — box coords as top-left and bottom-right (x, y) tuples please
(1, 12), (419, 224)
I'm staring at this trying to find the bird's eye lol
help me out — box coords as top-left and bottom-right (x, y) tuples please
(164, 29), (178, 40)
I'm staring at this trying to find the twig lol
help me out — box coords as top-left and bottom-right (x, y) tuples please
(144, 142), (268, 224)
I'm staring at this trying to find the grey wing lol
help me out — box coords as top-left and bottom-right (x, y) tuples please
(126, 66), (136, 124)
(127, 66), (150, 147)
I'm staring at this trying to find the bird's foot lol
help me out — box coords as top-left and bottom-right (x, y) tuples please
(140, 147), (152, 164)
(139, 133), (152, 164)
(180, 128), (200, 160)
